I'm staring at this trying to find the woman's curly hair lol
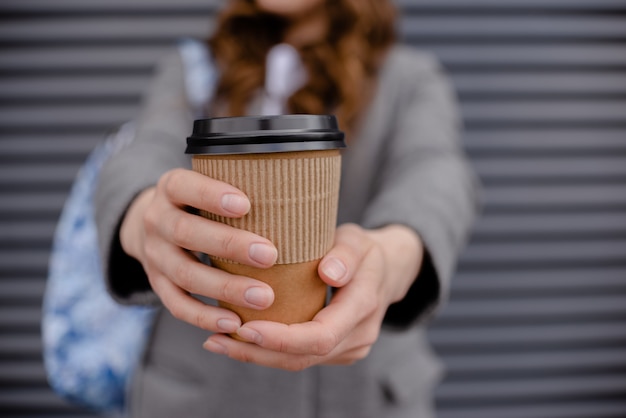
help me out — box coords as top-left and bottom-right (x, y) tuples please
(207, 0), (396, 138)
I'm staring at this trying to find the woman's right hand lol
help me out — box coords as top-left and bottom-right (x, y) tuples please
(119, 168), (278, 334)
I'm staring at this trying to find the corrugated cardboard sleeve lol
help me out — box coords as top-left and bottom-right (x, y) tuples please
(192, 150), (341, 324)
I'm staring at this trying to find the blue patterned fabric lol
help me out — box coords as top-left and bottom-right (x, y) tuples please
(42, 123), (156, 416)
(42, 38), (215, 416)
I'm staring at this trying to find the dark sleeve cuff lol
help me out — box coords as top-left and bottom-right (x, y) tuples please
(106, 216), (160, 305)
(383, 249), (439, 329)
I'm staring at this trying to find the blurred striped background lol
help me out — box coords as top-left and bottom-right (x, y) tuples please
(1, 0), (626, 417)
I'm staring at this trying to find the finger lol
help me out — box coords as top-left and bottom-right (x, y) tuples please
(159, 169), (250, 217)
(146, 239), (275, 310)
(235, 273), (379, 356)
(318, 223), (372, 287)
(234, 320), (339, 357)
(203, 334), (320, 372)
(150, 205), (277, 267)
(148, 270), (242, 334)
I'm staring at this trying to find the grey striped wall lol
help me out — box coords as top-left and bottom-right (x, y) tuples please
(1, 0), (626, 417)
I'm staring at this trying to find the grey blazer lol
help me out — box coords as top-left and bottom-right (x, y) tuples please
(95, 43), (479, 418)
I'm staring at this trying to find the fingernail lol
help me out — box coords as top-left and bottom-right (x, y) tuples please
(221, 194), (250, 215)
(249, 243), (277, 266)
(204, 339), (228, 355)
(237, 327), (263, 345)
(322, 257), (347, 283)
(244, 286), (274, 308)
(216, 318), (240, 333)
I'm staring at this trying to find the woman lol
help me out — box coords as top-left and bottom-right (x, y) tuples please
(95, 0), (479, 416)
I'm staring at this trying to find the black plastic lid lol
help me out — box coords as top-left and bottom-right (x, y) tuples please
(185, 114), (346, 155)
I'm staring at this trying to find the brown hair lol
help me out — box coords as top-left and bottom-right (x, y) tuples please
(207, 0), (396, 138)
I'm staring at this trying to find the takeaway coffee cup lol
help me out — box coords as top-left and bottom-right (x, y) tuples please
(186, 115), (346, 325)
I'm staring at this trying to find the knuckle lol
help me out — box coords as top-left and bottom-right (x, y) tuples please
(237, 350), (254, 364)
(314, 330), (339, 356)
(275, 336), (289, 354)
(192, 309), (209, 330)
(174, 260), (195, 291)
(167, 302), (186, 322)
(145, 270), (163, 294)
(340, 222), (362, 234)
(350, 222), (364, 230)
(159, 169), (182, 197)
(341, 223), (367, 242)
(143, 242), (158, 265)
(357, 346), (373, 360)
(218, 233), (239, 260)
(284, 358), (311, 372)
(171, 213), (192, 247)
(157, 171), (172, 194)
(142, 207), (158, 233)
(363, 328), (381, 349)
(351, 347), (372, 364)
(196, 179), (218, 211)
(286, 363), (303, 372)
(217, 276), (238, 303)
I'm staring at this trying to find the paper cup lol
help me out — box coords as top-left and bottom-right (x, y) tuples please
(186, 115), (345, 325)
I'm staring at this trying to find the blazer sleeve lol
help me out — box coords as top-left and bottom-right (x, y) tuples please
(95, 49), (193, 305)
(362, 50), (480, 328)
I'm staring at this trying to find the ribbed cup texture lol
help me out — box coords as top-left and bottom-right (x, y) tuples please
(192, 150), (341, 265)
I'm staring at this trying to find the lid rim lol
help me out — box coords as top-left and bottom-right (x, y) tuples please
(186, 115), (346, 155)
(186, 140), (346, 155)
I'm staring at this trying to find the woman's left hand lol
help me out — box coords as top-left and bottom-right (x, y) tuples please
(202, 223), (423, 370)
